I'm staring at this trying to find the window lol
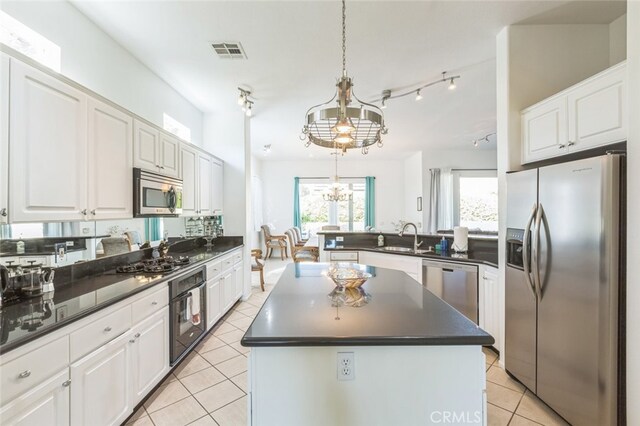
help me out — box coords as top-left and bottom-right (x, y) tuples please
(163, 113), (191, 142)
(452, 170), (498, 232)
(299, 179), (365, 235)
(0, 11), (61, 71)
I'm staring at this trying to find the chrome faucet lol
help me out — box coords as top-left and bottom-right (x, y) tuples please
(399, 222), (423, 252)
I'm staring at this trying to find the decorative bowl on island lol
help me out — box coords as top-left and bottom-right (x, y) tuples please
(327, 263), (372, 289)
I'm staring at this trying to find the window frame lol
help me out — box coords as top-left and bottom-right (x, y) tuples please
(452, 169), (498, 230)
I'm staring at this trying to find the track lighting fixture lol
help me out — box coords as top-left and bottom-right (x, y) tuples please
(472, 132), (496, 148)
(377, 72), (460, 108)
(237, 88), (254, 117)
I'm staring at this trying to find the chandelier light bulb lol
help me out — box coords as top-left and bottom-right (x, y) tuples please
(334, 132), (354, 145)
(415, 90), (422, 101)
(448, 78), (457, 90)
(332, 118), (356, 134)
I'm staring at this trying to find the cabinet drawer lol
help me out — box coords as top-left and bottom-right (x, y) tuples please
(221, 256), (234, 272)
(207, 260), (222, 279)
(131, 286), (168, 325)
(0, 336), (69, 405)
(232, 252), (242, 264)
(329, 251), (358, 262)
(70, 305), (131, 361)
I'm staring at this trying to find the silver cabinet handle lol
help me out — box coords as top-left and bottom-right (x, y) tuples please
(129, 339), (136, 343)
(104, 326), (112, 332)
(81, 209), (87, 215)
(18, 370), (31, 379)
(62, 380), (71, 387)
(90, 209), (96, 215)
(558, 144), (566, 149)
(134, 333), (141, 338)
(0, 208), (7, 217)
(151, 301), (158, 305)
(160, 166), (165, 169)
(567, 141), (575, 146)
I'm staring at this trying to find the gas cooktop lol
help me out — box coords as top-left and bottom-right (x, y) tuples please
(115, 255), (191, 274)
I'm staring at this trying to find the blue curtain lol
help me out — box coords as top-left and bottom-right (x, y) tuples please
(145, 218), (162, 241)
(365, 176), (375, 228)
(293, 177), (301, 228)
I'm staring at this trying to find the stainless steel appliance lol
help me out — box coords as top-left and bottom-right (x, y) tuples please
(133, 168), (183, 217)
(169, 266), (206, 365)
(505, 153), (625, 425)
(422, 259), (478, 323)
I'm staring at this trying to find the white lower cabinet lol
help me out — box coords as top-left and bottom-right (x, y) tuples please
(0, 369), (70, 426)
(131, 308), (170, 404)
(70, 330), (133, 426)
(479, 265), (500, 351)
(207, 277), (223, 330)
(234, 261), (244, 299)
(357, 251), (421, 282)
(222, 270), (236, 312)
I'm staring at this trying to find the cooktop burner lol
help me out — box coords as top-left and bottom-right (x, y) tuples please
(115, 256), (191, 274)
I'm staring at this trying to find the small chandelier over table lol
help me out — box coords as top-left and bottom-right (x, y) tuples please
(301, 0), (387, 155)
(323, 149), (353, 202)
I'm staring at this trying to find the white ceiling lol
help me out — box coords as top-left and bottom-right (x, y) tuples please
(70, 0), (625, 160)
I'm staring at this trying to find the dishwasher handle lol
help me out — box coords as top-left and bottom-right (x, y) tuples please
(422, 259), (478, 273)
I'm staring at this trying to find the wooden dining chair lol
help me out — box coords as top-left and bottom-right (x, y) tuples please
(285, 229), (319, 263)
(261, 225), (288, 260)
(251, 249), (265, 291)
(293, 227), (308, 243)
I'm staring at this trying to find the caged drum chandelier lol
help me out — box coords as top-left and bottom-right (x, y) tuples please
(301, 0), (387, 155)
(323, 149), (353, 202)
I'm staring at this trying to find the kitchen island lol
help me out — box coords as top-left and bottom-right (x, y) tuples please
(241, 263), (494, 425)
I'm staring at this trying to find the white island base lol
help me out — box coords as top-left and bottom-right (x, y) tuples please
(247, 345), (487, 425)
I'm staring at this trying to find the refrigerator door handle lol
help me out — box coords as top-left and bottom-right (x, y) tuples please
(522, 203), (537, 300)
(532, 203), (544, 301)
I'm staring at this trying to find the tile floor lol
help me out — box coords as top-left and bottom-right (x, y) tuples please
(127, 257), (568, 426)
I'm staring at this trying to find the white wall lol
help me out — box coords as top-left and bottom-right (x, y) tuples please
(421, 149), (498, 228)
(626, 4), (639, 424)
(403, 152), (423, 230)
(610, 14), (627, 66)
(251, 156), (264, 249)
(0, 1), (203, 145)
(260, 159), (406, 234)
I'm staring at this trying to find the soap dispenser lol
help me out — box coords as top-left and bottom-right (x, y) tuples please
(377, 233), (385, 247)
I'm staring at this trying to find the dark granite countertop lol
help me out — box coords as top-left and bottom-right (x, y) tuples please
(241, 263), (494, 347)
(0, 240), (243, 354)
(325, 245), (498, 268)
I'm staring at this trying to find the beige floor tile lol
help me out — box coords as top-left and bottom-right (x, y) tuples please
(515, 391), (569, 426)
(486, 381), (524, 412)
(225, 310), (249, 322)
(211, 395), (248, 425)
(129, 405), (148, 421)
(196, 335), (227, 354)
(174, 352), (212, 379)
(188, 415), (218, 425)
(487, 365), (526, 393)
(125, 406), (150, 425)
(483, 347), (499, 364)
(201, 345), (242, 365)
(216, 355), (248, 379)
(233, 301), (256, 311)
(228, 340), (250, 355)
(144, 380), (191, 413)
(486, 362), (493, 371)
(228, 316), (253, 330)
(230, 372), (247, 393)
(488, 402), (513, 426)
(509, 415), (543, 425)
(194, 380), (245, 413)
(161, 373), (179, 386)
(235, 305), (260, 316)
(213, 322), (238, 336)
(149, 396), (207, 426)
(180, 366), (227, 394)
(217, 330), (245, 344)
(126, 415), (154, 426)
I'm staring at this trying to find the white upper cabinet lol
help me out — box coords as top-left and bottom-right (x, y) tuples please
(134, 119), (180, 177)
(212, 158), (224, 214)
(87, 97), (133, 220)
(198, 154), (213, 217)
(9, 59), (88, 222)
(159, 132), (180, 177)
(180, 144), (199, 216)
(567, 62), (626, 150)
(0, 54), (9, 224)
(522, 62), (627, 164)
(522, 97), (568, 163)
(133, 119), (160, 172)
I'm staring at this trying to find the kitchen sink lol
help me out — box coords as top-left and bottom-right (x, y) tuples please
(379, 246), (434, 255)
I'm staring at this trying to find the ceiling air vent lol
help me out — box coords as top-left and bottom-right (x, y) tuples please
(211, 42), (247, 59)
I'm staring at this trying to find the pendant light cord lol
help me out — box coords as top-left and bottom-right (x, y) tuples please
(342, 0), (347, 77)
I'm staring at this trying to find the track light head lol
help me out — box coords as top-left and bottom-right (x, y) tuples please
(415, 90), (422, 101)
(448, 78), (456, 90)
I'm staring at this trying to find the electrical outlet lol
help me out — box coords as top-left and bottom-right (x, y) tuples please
(337, 352), (354, 381)
(336, 236), (344, 242)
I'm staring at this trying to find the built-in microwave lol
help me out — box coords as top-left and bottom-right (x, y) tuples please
(133, 168), (183, 217)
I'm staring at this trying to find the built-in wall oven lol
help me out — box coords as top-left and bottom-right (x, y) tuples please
(134, 168), (183, 217)
(169, 266), (206, 365)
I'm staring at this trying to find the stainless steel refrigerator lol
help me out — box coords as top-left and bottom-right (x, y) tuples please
(505, 153), (625, 426)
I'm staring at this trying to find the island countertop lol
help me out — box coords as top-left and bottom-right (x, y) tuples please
(241, 263), (494, 347)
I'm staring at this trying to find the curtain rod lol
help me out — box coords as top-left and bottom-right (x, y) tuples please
(298, 176), (374, 180)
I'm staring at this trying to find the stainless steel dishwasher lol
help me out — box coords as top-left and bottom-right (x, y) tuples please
(422, 259), (479, 324)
